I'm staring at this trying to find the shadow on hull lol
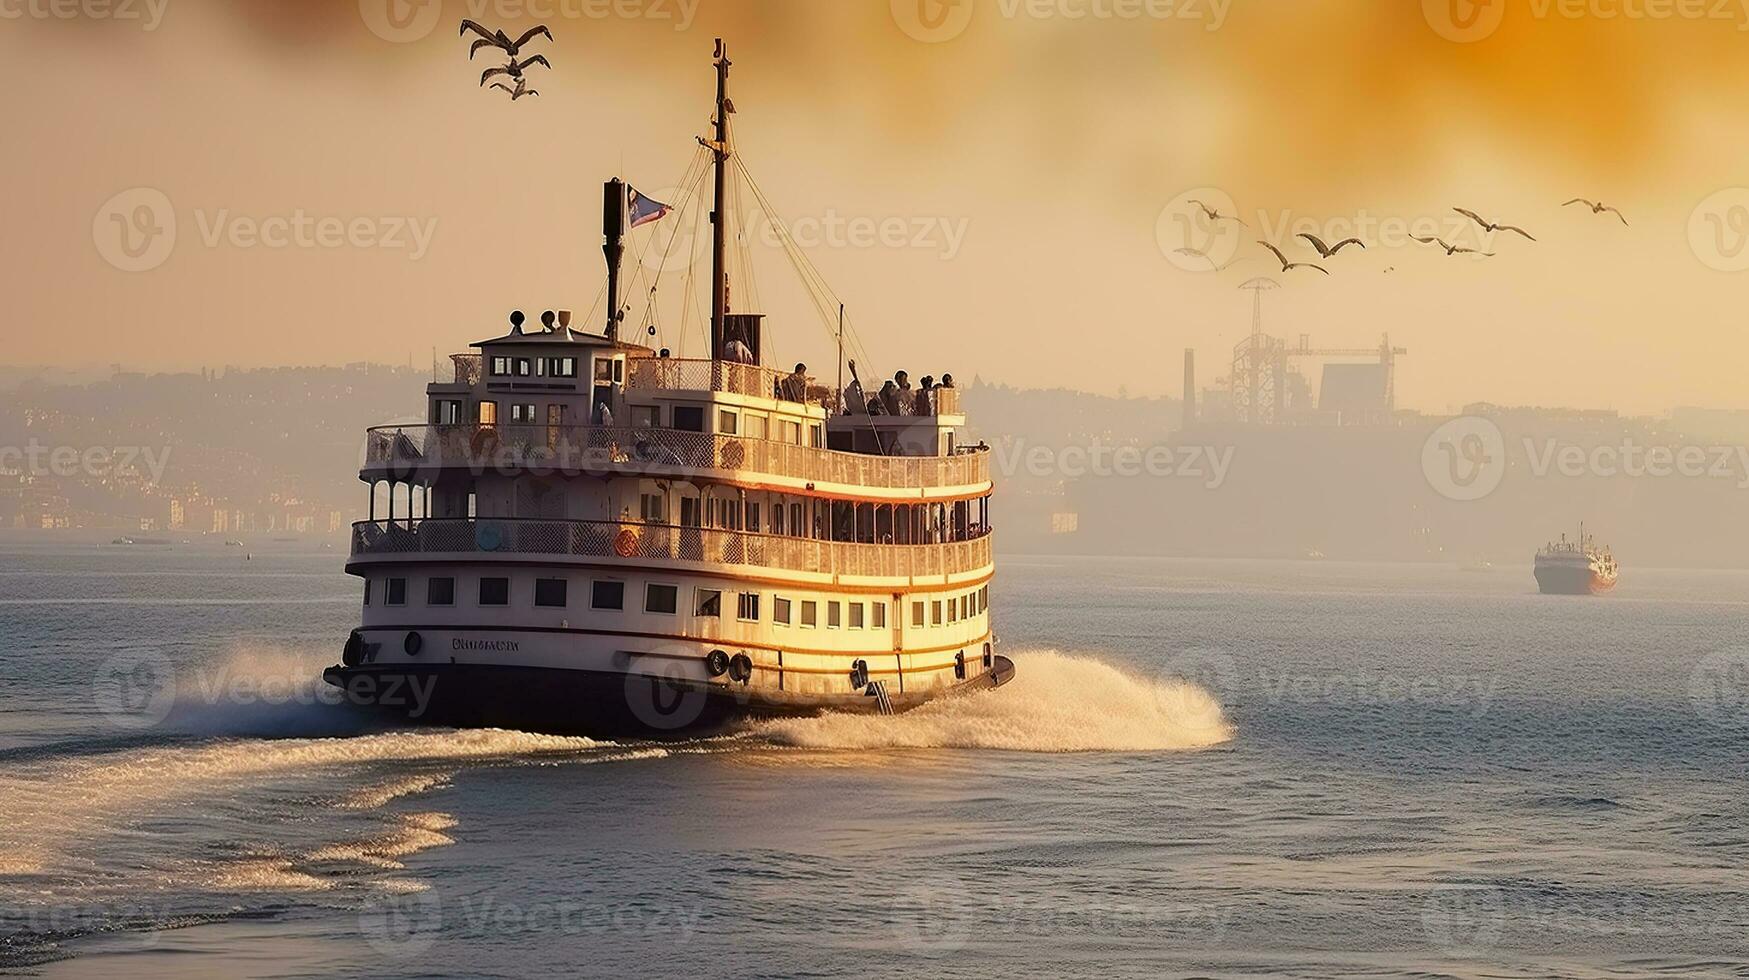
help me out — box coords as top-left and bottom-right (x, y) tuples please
(321, 657), (1017, 739)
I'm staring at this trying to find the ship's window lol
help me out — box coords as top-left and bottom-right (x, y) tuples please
(800, 600), (817, 628)
(489, 356), (511, 377)
(646, 584), (679, 615)
(515, 358), (532, 377)
(535, 579), (568, 608)
(745, 414), (768, 441)
(809, 424), (823, 448)
(696, 589), (722, 618)
(738, 593), (760, 621)
(717, 409), (738, 435)
(591, 580), (625, 611)
(772, 503), (785, 536)
(673, 406), (705, 433)
(548, 357), (578, 379)
(479, 577), (510, 606)
(947, 598), (958, 624)
(640, 493), (666, 523)
(849, 603), (864, 629)
(428, 577), (455, 607)
(594, 358), (615, 383)
(774, 597), (792, 625)
(790, 503), (803, 537)
(826, 602), (841, 629)
(478, 402), (498, 426)
(912, 601), (925, 628)
(385, 578), (407, 607)
(435, 400), (464, 425)
(633, 405), (660, 428)
(781, 419), (802, 445)
(872, 602), (887, 629)
(746, 502), (762, 534)
(363, 581), (371, 606)
(932, 601), (943, 626)
(510, 403), (537, 424)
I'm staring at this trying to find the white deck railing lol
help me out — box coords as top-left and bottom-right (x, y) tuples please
(352, 519), (994, 580)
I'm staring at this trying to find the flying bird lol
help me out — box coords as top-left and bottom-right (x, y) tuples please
(1412, 236), (1494, 257)
(1453, 208), (1536, 241)
(1258, 241), (1329, 276)
(1297, 233), (1366, 258)
(481, 56), (552, 86)
(1174, 247), (1244, 272)
(1189, 199), (1247, 226)
(1563, 198), (1629, 226)
(491, 79), (539, 101)
(461, 21), (553, 59)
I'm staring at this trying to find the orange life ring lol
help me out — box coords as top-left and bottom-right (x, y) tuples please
(614, 529), (640, 558)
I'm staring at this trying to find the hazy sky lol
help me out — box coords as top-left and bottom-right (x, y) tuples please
(6, 0), (1749, 414)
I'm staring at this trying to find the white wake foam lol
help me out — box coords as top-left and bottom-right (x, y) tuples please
(753, 650), (1234, 753)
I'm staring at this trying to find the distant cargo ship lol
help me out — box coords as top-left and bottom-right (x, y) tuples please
(1535, 525), (1618, 595)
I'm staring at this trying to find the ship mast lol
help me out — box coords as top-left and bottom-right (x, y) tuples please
(703, 38), (733, 362)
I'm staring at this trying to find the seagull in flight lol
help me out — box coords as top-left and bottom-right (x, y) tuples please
(1412, 236), (1494, 257)
(1563, 198), (1629, 226)
(1189, 200), (1247, 226)
(481, 56), (552, 87)
(1174, 247), (1244, 272)
(1453, 208), (1536, 241)
(1259, 241), (1329, 276)
(461, 21), (553, 60)
(1297, 233), (1366, 258)
(491, 78), (539, 101)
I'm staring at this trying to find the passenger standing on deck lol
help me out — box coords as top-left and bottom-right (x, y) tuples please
(895, 371), (914, 415)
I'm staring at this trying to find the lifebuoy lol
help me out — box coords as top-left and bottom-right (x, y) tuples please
(614, 529), (640, 558)
(728, 653), (754, 684)
(476, 523), (505, 552)
(404, 631), (424, 656)
(706, 649), (731, 678)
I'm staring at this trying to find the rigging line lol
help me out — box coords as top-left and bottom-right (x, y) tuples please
(624, 146), (711, 304)
(629, 149), (713, 341)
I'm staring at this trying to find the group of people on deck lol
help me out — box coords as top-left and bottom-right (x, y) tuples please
(869, 370), (954, 417)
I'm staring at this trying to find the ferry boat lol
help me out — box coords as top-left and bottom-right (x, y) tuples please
(1534, 524), (1619, 596)
(323, 40), (1010, 734)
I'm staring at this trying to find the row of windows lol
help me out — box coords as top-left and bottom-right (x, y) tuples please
(910, 586), (989, 628)
(368, 577), (987, 630)
(488, 356), (582, 379)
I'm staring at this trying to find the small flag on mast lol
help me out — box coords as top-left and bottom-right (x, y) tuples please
(627, 187), (673, 228)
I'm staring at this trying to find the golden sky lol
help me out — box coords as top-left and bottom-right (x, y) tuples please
(6, 0), (1749, 413)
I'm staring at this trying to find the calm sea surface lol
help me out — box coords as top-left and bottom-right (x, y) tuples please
(1, 541), (1747, 979)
